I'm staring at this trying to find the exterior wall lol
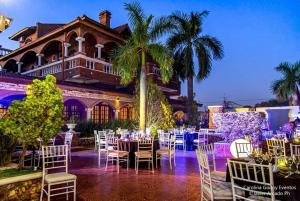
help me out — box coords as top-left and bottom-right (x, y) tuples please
(208, 105), (224, 128)
(256, 106), (300, 130)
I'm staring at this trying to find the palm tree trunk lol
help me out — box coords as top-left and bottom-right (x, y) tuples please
(139, 51), (147, 132)
(187, 75), (194, 124)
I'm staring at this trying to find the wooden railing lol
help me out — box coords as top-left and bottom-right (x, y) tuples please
(21, 54), (120, 77)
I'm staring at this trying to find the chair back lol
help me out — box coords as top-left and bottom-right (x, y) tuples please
(41, 145), (69, 174)
(227, 159), (275, 201)
(197, 129), (208, 146)
(198, 144), (216, 171)
(235, 141), (253, 158)
(266, 139), (286, 156)
(290, 144), (300, 157)
(106, 136), (119, 151)
(195, 149), (213, 200)
(137, 138), (153, 153)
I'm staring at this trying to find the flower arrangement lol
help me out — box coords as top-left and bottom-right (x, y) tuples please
(213, 111), (263, 143)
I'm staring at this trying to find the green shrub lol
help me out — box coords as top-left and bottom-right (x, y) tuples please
(0, 128), (16, 167)
(75, 119), (138, 137)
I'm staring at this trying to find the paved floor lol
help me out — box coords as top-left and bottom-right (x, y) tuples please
(48, 149), (227, 201)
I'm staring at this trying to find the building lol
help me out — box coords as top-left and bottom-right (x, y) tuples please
(0, 10), (184, 122)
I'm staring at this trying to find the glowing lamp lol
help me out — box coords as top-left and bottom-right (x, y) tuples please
(230, 139), (252, 158)
(0, 14), (12, 33)
(277, 157), (287, 168)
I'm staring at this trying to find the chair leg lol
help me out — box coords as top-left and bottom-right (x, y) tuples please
(74, 180), (76, 201)
(39, 182), (44, 201)
(117, 157), (120, 174)
(66, 182), (69, 200)
(173, 154), (176, 167)
(105, 155), (109, 171)
(169, 155), (172, 170)
(127, 155), (129, 171)
(48, 184), (50, 201)
(152, 157), (154, 173)
(156, 153), (158, 168)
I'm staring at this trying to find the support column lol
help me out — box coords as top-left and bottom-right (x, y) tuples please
(64, 42), (71, 57)
(86, 108), (93, 121)
(75, 37), (85, 53)
(16, 61), (23, 73)
(36, 53), (44, 67)
(95, 44), (104, 59)
(114, 109), (120, 119)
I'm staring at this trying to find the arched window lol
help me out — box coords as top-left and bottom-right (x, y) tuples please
(91, 102), (113, 123)
(64, 99), (85, 121)
(120, 105), (134, 120)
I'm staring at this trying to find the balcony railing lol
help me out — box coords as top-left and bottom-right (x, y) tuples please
(21, 54), (120, 77)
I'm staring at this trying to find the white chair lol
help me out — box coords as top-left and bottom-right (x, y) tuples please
(64, 133), (73, 162)
(36, 137), (56, 168)
(196, 150), (238, 200)
(193, 129), (208, 148)
(40, 145), (76, 201)
(227, 159), (277, 201)
(198, 144), (226, 182)
(105, 137), (129, 174)
(156, 135), (176, 169)
(235, 141), (253, 158)
(290, 144), (300, 157)
(135, 138), (154, 174)
(174, 129), (185, 151)
(94, 130), (99, 151)
(266, 139), (286, 156)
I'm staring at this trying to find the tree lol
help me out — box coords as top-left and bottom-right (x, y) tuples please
(113, 1), (173, 132)
(0, 75), (64, 169)
(167, 11), (223, 124)
(255, 99), (289, 108)
(133, 80), (175, 136)
(272, 61), (300, 105)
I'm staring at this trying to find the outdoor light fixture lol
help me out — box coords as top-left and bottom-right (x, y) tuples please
(0, 14), (12, 33)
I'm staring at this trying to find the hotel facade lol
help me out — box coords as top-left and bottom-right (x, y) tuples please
(0, 10), (185, 123)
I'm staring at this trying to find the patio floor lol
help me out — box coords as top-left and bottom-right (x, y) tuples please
(49, 148), (227, 201)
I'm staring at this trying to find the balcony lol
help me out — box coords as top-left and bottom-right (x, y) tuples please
(21, 54), (180, 94)
(21, 54), (121, 84)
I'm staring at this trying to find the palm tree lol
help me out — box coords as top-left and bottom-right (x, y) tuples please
(272, 61), (300, 105)
(113, 1), (173, 132)
(167, 11), (223, 124)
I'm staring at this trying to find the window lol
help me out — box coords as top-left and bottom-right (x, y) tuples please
(91, 103), (113, 123)
(120, 106), (134, 120)
(64, 101), (84, 121)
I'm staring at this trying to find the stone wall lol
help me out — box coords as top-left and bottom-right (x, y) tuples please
(0, 173), (42, 201)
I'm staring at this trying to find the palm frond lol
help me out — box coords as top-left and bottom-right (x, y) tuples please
(275, 62), (291, 75)
(147, 44), (174, 83)
(167, 32), (187, 52)
(195, 43), (212, 80)
(195, 35), (224, 59)
(271, 79), (289, 100)
(124, 1), (145, 28)
(112, 39), (140, 85)
(149, 16), (174, 41)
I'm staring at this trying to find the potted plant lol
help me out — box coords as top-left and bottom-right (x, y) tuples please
(66, 116), (77, 132)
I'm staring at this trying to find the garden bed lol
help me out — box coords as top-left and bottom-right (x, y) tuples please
(0, 169), (42, 201)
